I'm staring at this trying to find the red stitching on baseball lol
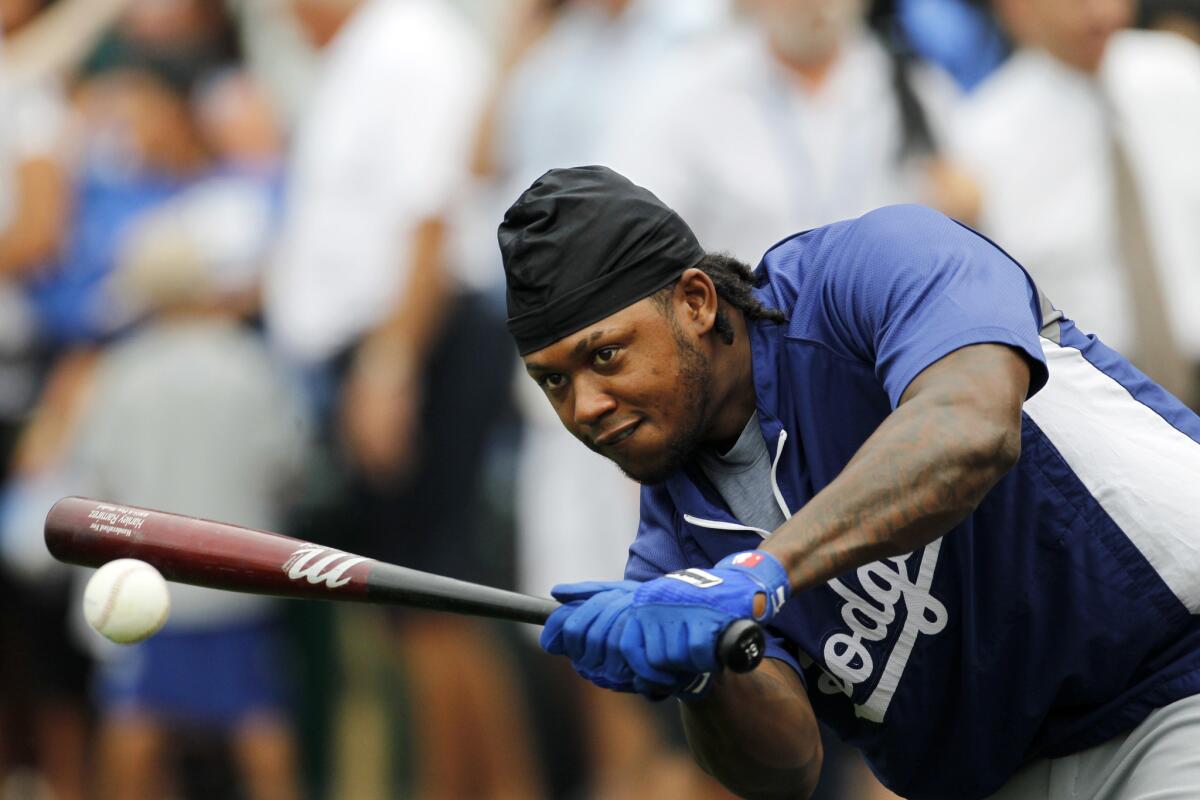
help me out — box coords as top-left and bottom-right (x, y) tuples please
(92, 562), (145, 633)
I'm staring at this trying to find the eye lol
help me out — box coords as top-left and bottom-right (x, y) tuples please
(593, 346), (619, 366)
(538, 373), (567, 392)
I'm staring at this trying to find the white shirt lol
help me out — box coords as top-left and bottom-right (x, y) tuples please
(265, 0), (489, 364)
(949, 31), (1200, 357)
(452, 0), (730, 291)
(497, 0), (728, 189)
(605, 24), (959, 264)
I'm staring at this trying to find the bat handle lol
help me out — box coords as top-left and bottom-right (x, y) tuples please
(717, 618), (765, 673)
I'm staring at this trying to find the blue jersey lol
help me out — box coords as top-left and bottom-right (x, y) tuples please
(624, 206), (1200, 799)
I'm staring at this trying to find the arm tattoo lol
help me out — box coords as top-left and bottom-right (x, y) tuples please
(763, 344), (1029, 592)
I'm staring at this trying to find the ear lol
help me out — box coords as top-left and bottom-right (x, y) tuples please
(673, 268), (719, 337)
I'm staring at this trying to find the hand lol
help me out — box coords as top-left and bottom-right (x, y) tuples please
(339, 343), (420, 486)
(541, 581), (713, 698)
(542, 552), (789, 699)
(541, 581), (640, 692)
(619, 552), (790, 687)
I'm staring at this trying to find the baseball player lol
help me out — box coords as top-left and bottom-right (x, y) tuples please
(498, 166), (1200, 799)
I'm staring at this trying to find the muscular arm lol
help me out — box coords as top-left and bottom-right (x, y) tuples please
(667, 344), (1027, 798)
(681, 658), (822, 800)
(762, 343), (1030, 592)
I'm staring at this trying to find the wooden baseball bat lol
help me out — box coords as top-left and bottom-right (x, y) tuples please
(44, 496), (765, 673)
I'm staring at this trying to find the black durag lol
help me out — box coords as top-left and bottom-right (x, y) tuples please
(499, 165), (705, 355)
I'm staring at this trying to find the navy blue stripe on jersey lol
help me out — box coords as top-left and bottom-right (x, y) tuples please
(1056, 321), (1200, 441)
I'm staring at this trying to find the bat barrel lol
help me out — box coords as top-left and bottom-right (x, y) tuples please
(44, 497), (556, 622)
(44, 496), (373, 601)
(45, 497), (759, 671)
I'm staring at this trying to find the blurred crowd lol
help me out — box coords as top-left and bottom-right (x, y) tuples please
(0, 1), (1197, 799)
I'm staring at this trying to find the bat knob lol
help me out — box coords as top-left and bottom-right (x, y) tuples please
(717, 618), (765, 673)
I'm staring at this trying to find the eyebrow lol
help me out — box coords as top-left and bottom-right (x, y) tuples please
(572, 330), (608, 356)
(525, 329), (612, 375)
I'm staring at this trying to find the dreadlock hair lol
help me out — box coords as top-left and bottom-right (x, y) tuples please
(652, 252), (787, 346)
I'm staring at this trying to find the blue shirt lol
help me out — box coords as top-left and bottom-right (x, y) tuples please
(625, 205), (1200, 799)
(26, 166), (187, 344)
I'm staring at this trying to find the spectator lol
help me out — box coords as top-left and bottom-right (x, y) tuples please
(23, 0), (247, 345)
(0, 0), (70, 419)
(26, 68), (212, 344)
(462, 2), (744, 795)
(170, 68), (285, 320)
(468, 0), (730, 636)
(599, 3), (966, 796)
(265, 2), (541, 796)
(70, 199), (307, 800)
(949, 0), (1200, 407)
(606, 0), (978, 265)
(0, 3), (84, 798)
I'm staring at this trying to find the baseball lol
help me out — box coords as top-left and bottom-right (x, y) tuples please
(83, 558), (171, 644)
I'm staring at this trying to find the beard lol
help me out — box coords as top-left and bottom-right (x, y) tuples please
(603, 324), (714, 485)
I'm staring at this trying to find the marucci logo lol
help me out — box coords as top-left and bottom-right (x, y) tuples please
(283, 544), (368, 589)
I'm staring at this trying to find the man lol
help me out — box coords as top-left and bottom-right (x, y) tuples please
(604, 0), (976, 265)
(0, 8), (85, 799)
(266, 2), (542, 796)
(472, 0), (729, 618)
(948, 0), (1200, 407)
(467, 4), (739, 796)
(498, 166), (1200, 799)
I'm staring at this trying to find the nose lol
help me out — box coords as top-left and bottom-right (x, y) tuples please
(572, 374), (617, 429)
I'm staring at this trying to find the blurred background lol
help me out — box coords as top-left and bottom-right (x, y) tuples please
(0, 0), (1197, 798)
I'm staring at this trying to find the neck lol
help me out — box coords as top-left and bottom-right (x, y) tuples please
(704, 310), (758, 452)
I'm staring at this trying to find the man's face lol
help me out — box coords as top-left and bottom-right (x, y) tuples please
(1001, 0), (1132, 72)
(744, 0), (865, 64)
(523, 295), (714, 484)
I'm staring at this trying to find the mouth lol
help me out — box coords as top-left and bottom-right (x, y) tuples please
(594, 420), (641, 448)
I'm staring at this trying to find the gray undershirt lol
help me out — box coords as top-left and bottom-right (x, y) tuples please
(695, 412), (787, 534)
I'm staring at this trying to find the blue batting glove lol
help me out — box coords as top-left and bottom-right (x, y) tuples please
(619, 551), (790, 686)
(542, 581), (715, 698)
(541, 580), (640, 692)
